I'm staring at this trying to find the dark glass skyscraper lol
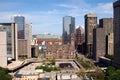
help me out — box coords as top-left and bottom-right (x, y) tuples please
(12, 15), (25, 39)
(63, 16), (75, 44)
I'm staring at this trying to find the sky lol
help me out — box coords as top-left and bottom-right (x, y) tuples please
(0, 0), (115, 35)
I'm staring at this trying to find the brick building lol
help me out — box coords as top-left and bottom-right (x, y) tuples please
(76, 26), (85, 53)
(45, 43), (75, 59)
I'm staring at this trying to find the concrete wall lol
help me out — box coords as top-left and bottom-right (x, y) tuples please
(85, 13), (97, 57)
(18, 39), (31, 58)
(107, 33), (114, 55)
(113, 0), (120, 66)
(93, 28), (105, 60)
(11, 23), (18, 60)
(99, 18), (113, 35)
(0, 31), (7, 67)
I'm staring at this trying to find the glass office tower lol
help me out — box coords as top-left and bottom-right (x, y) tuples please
(63, 16), (75, 44)
(12, 15), (25, 39)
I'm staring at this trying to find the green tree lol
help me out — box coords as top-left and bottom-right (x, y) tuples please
(106, 66), (120, 80)
(87, 68), (105, 80)
(0, 67), (12, 80)
(106, 66), (115, 76)
(105, 54), (114, 59)
(75, 53), (78, 59)
(50, 59), (55, 65)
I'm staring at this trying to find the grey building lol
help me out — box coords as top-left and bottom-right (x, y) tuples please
(85, 14), (97, 57)
(0, 23), (18, 60)
(93, 28), (105, 60)
(99, 18), (113, 35)
(25, 23), (32, 40)
(12, 15), (25, 39)
(100, 18), (114, 55)
(24, 23), (32, 58)
(63, 16), (75, 44)
(0, 32), (7, 67)
(107, 33), (114, 55)
(113, 0), (120, 67)
(93, 18), (113, 60)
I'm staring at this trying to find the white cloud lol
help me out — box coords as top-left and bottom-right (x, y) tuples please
(95, 2), (113, 14)
(0, 0), (114, 34)
(29, 2), (113, 34)
(56, 4), (78, 9)
(0, 10), (63, 34)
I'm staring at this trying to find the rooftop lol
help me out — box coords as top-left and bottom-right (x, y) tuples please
(85, 13), (97, 18)
(33, 34), (62, 39)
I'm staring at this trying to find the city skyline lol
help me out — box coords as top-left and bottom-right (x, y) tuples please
(0, 0), (114, 34)
(0, 1), (120, 79)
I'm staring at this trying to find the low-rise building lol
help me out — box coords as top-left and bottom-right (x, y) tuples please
(46, 43), (75, 59)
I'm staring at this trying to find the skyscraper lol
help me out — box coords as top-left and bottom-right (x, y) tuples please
(76, 26), (84, 45)
(62, 16), (75, 44)
(25, 23), (32, 40)
(113, 0), (120, 68)
(93, 28), (105, 60)
(0, 23), (18, 60)
(12, 15), (25, 39)
(93, 18), (113, 60)
(99, 18), (113, 35)
(17, 23), (32, 58)
(85, 14), (97, 57)
(76, 26), (85, 53)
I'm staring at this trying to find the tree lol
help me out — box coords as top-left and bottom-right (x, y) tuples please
(106, 66), (115, 76)
(0, 67), (12, 80)
(75, 53), (78, 59)
(87, 68), (105, 80)
(50, 59), (55, 65)
(106, 66), (120, 80)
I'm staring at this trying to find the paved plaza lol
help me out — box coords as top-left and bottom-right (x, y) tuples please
(12, 59), (83, 80)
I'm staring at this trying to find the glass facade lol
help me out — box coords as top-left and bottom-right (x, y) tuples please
(63, 16), (75, 44)
(0, 24), (12, 57)
(13, 16), (25, 39)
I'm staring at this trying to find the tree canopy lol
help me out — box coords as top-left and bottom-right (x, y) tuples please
(106, 66), (120, 80)
(0, 67), (12, 80)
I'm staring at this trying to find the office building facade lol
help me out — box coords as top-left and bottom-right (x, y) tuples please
(99, 18), (114, 56)
(93, 18), (113, 60)
(63, 16), (75, 44)
(12, 15), (25, 39)
(99, 18), (113, 35)
(113, 0), (120, 67)
(76, 26), (85, 53)
(0, 32), (7, 67)
(0, 23), (18, 60)
(107, 33), (114, 56)
(93, 28), (105, 60)
(25, 23), (32, 40)
(18, 39), (31, 58)
(85, 14), (97, 57)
